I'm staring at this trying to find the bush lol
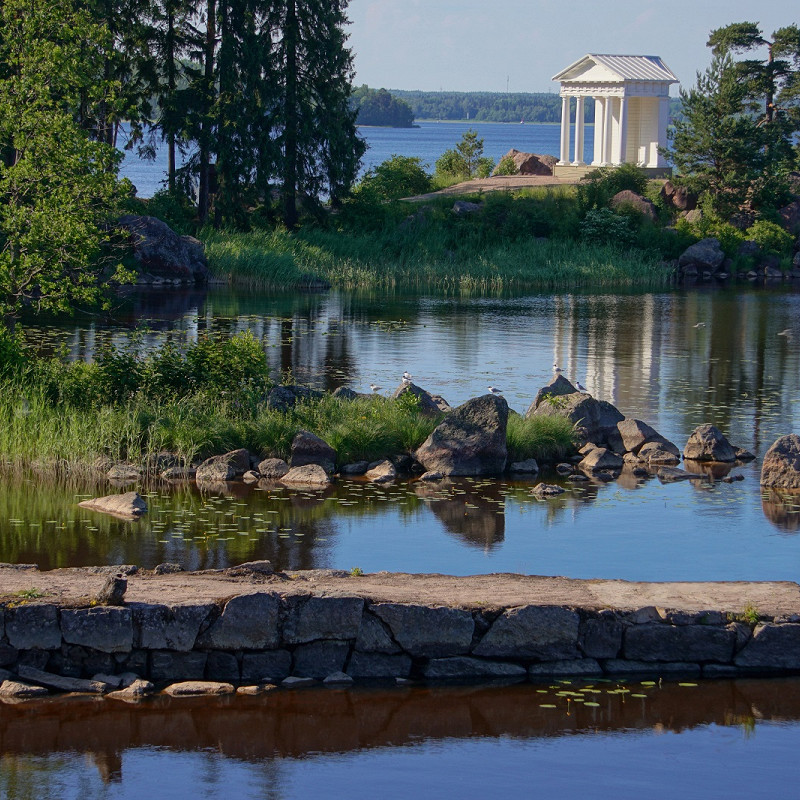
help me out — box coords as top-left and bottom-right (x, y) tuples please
(145, 189), (197, 235)
(494, 155), (517, 176)
(357, 155), (431, 200)
(577, 164), (649, 211)
(434, 148), (470, 181)
(746, 220), (794, 256)
(0, 324), (25, 379)
(579, 208), (634, 247)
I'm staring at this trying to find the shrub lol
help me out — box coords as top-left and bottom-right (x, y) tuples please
(0, 325), (25, 379)
(577, 164), (648, 211)
(145, 189), (197, 235)
(746, 220), (794, 256)
(357, 155), (432, 200)
(579, 208), (635, 247)
(494, 155), (517, 176)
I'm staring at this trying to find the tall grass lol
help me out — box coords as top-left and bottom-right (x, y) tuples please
(507, 414), (577, 463)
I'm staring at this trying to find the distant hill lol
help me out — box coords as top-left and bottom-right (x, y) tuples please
(388, 89), (683, 125)
(351, 86), (415, 128)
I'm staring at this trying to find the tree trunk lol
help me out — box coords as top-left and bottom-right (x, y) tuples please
(198, 0), (216, 222)
(282, 0), (298, 229)
(166, 7), (176, 193)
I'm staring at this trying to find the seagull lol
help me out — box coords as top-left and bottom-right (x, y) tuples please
(402, 371), (412, 383)
(488, 386), (503, 396)
(693, 322), (706, 329)
(778, 329), (792, 337)
(576, 381), (588, 393)
(553, 363), (562, 373)
(370, 383), (382, 393)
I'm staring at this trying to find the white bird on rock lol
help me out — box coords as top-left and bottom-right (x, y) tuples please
(553, 363), (562, 373)
(576, 381), (588, 394)
(370, 383), (382, 393)
(402, 371), (412, 383)
(488, 386), (503, 396)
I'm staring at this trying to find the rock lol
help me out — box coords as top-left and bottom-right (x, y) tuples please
(61, 607), (133, 653)
(332, 386), (360, 400)
(289, 430), (337, 473)
(0, 680), (50, 698)
(579, 614), (623, 659)
(528, 658), (603, 678)
(195, 449), (251, 482)
(92, 673), (123, 689)
(638, 440), (681, 465)
(624, 623), (735, 662)
(391, 381), (444, 417)
(78, 492), (147, 519)
(257, 458), (290, 479)
(197, 593), (280, 650)
(684, 424), (737, 462)
(224, 560), (274, 577)
(452, 200), (482, 215)
(778, 200), (800, 235)
(419, 471), (445, 482)
(163, 681), (235, 697)
(578, 448), (623, 472)
(94, 574), (127, 605)
(530, 375), (578, 411)
(118, 215), (209, 283)
(153, 563), (184, 575)
(473, 606), (580, 661)
(761, 435), (800, 488)
(241, 651), (292, 683)
(17, 665), (108, 694)
(657, 466), (700, 483)
(265, 385), (324, 412)
(429, 394), (452, 413)
(678, 238), (724, 273)
(340, 461), (369, 476)
(206, 651), (240, 682)
(610, 190), (657, 220)
(282, 676), (316, 689)
(236, 684), (277, 696)
(531, 483), (565, 499)
(423, 657), (527, 680)
(106, 463), (141, 482)
(492, 149), (557, 176)
(602, 660), (701, 678)
(323, 671), (354, 686)
(616, 419), (668, 454)
(734, 623), (800, 669)
(413, 394), (508, 476)
(734, 447), (756, 462)
(365, 460), (396, 484)
(372, 603), (474, 658)
(243, 470), (260, 483)
(5, 604), (61, 650)
(528, 392), (623, 449)
(161, 467), (196, 480)
(132, 603), (212, 652)
(681, 209), (702, 224)
(284, 596), (364, 644)
(509, 458), (539, 474)
(660, 181), (697, 211)
(347, 652), (412, 679)
(106, 679), (154, 701)
(280, 464), (332, 486)
(355, 613), (403, 654)
(150, 651), (207, 683)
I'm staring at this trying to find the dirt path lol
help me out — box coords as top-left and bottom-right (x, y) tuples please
(2, 564), (798, 617)
(402, 174), (576, 202)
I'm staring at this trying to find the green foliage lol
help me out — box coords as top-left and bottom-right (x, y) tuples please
(357, 155), (431, 200)
(349, 566), (364, 577)
(144, 189), (197, 236)
(351, 86), (414, 127)
(0, 325), (25, 379)
(746, 220), (794, 255)
(494, 155), (518, 176)
(0, 0), (127, 317)
(506, 414), (577, 463)
(576, 164), (649, 212)
(579, 209), (634, 247)
(435, 129), (487, 181)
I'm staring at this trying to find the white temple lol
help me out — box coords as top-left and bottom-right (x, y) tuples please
(551, 54), (677, 178)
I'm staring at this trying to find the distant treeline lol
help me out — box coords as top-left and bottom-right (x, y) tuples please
(387, 90), (683, 124)
(351, 86), (415, 127)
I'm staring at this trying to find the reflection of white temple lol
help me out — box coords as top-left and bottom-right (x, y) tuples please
(551, 54), (677, 179)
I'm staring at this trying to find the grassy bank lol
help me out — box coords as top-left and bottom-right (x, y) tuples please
(0, 334), (576, 475)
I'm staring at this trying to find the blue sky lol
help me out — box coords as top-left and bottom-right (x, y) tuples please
(347, 0), (797, 94)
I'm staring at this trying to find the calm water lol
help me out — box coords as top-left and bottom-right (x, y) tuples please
(10, 285), (800, 580)
(1, 678), (798, 799)
(119, 121), (593, 197)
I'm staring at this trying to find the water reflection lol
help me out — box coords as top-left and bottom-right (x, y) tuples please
(1, 679), (799, 799)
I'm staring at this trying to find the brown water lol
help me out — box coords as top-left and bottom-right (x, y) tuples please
(1, 678), (798, 799)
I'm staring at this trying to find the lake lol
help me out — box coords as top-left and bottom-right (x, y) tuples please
(1, 678), (798, 799)
(119, 120), (593, 198)
(11, 285), (800, 581)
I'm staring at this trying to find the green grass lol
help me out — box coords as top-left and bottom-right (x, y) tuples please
(507, 414), (577, 463)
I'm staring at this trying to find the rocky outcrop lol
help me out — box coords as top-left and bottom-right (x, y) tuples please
(610, 190), (657, 220)
(530, 375), (577, 411)
(578, 447), (623, 472)
(78, 492), (147, 519)
(414, 394), (509, 476)
(760, 434), (800, 488)
(365, 460), (397, 484)
(280, 464), (332, 486)
(491, 149), (557, 176)
(257, 458), (290, 480)
(118, 215), (208, 284)
(678, 238), (725, 276)
(527, 391), (623, 449)
(195, 449), (251, 482)
(289, 431), (337, 473)
(391, 382), (444, 417)
(683, 424), (737, 462)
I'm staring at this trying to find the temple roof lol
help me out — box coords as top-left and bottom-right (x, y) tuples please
(552, 54), (678, 84)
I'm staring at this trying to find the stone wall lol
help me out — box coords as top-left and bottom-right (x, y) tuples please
(2, 592), (800, 688)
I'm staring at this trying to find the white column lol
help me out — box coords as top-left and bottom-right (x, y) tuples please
(615, 96), (628, 165)
(573, 96), (585, 164)
(592, 96), (604, 165)
(656, 95), (670, 167)
(602, 95), (614, 165)
(558, 95), (571, 165)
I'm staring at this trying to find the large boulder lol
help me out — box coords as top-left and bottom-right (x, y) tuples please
(527, 391), (624, 449)
(660, 181), (697, 211)
(530, 374), (577, 412)
(78, 492), (147, 519)
(195, 449), (251, 482)
(761, 434), (800, 488)
(683, 424), (736, 462)
(289, 431), (337, 473)
(414, 394), (509, 476)
(391, 381), (444, 417)
(778, 200), (800, 235)
(610, 190), (657, 221)
(616, 418), (678, 456)
(118, 215), (208, 283)
(678, 238), (725, 274)
(491, 149), (557, 177)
